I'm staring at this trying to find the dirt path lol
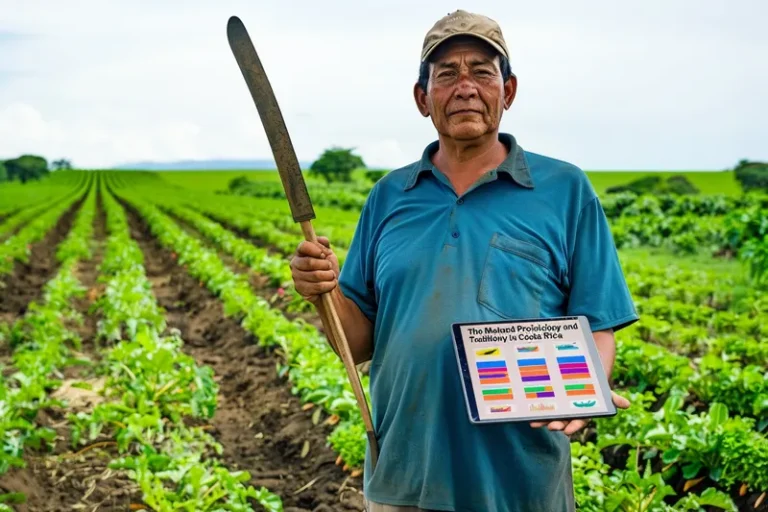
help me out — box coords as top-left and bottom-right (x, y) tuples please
(124, 203), (366, 512)
(0, 193), (144, 512)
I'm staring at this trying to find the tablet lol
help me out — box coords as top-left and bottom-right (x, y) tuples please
(451, 316), (617, 424)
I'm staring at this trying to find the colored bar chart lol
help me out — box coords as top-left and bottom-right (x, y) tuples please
(524, 385), (555, 399)
(557, 355), (591, 380)
(565, 384), (595, 396)
(482, 388), (514, 401)
(517, 358), (551, 382)
(476, 360), (510, 384)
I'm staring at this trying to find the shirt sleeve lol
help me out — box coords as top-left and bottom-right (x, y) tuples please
(566, 196), (639, 332)
(338, 186), (379, 324)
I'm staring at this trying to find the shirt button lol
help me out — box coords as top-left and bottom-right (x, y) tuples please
(456, 198), (464, 205)
(452, 231), (460, 238)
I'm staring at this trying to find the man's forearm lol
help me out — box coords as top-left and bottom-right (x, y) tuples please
(318, 285), (374, 365)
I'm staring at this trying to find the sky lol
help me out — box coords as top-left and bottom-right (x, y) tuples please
(0, 0), (766, 171)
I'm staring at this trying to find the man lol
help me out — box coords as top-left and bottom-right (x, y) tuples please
(290, 9), (638, 512)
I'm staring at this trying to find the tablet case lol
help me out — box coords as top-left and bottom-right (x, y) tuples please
(451, 316), (617, 424)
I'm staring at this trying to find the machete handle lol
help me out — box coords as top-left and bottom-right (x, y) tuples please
(299, 220), (380, 470)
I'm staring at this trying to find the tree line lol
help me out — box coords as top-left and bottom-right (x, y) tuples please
(0, 154), (72, 183)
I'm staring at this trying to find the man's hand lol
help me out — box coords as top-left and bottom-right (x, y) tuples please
(289, 236), (340, 304)
(529, 390), (630, 435)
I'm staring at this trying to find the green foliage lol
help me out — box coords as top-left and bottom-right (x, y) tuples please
(227, 174), (370, 211)
(607, 175), (663, 195)
(606, 174), (699, 196)
(364, 169), (388, 183)
(0, 162), (6, 182)
(665, 175), (700, 195)
(733, 159), (768, 192)
(0, 179), (96, 500)
(52, 158), (73, 171)
(69, 181), (283, 512)
(3, 154), (49, 183)
(309, 147), (365, 183)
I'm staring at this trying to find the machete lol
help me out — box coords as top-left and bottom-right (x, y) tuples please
(226, 15), (379, 469)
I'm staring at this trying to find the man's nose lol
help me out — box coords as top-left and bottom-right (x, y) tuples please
(455, 74), (479, 98)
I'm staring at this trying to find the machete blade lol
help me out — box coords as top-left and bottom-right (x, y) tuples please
(226, 15), (315, 223)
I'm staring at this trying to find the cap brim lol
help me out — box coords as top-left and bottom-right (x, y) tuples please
(421, 32), (508, 62)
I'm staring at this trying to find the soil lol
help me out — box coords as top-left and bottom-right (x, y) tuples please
(123, 202), (366, 512)
(162, 208), (328, 335)
(0, 200), (82, 326)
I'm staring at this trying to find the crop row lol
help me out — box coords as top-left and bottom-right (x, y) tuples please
(0, 179), (96, 509)
(63, 181), (283, 511)
(0, 179), (90, 275)
(0, 171), (90, 219)
(0, 188), (82, 239)
(112, 187), (371, 472)
(227, 175), (371, 211)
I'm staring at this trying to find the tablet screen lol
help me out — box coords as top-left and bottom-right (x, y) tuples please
(451, 316), (617, 424)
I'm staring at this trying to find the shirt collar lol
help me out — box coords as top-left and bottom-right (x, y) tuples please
(404, 132), (534, 191)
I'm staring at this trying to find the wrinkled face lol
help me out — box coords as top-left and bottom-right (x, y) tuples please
(415, 37), (516, 141)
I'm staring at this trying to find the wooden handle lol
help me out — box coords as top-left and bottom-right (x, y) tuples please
(300, 220), (379, 470)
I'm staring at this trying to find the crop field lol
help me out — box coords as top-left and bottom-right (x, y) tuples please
(0, 169), (766, 511)
(155, 169), (743, 197)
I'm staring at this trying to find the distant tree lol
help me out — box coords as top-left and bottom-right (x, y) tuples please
(52, 158), (73, 170)
(0, 161), (6, 182)
(663, 175), (699, 195)
(4, 154), (49, 183)
(309, 147), (365, 183)
(606, 175), (662, 195)
(733, 159), (768, 192)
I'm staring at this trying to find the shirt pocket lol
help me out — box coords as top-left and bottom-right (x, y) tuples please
(477, 233), (552, 320)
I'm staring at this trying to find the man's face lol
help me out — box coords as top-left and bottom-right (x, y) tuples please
(415, 37), (516, 141)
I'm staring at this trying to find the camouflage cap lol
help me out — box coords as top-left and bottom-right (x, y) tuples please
(421, 9), (509, 62)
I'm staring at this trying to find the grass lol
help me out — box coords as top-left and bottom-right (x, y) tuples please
(156, 169), (743, 197)
(155, 170), (284, 192)
(584, 170), (741, 196)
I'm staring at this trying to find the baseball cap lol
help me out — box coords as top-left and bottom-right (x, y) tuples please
(421, 9), (510, 62)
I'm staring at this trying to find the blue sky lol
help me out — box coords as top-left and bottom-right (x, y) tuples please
(0, 0), (766, 170)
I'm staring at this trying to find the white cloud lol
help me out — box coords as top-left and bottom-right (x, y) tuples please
(0, 0), (766, 170)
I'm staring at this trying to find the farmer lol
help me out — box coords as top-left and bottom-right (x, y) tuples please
(289, 9), (638, 512)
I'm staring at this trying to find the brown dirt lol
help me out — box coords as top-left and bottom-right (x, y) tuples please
(162, 208), (372, 376)
(0, 191), (145, 512)
(0, 199), (83, 326)
(163, 208), (328, 333)
(123, 202), (366, 512)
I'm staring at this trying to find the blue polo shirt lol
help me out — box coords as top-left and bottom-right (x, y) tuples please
(339, 132), (638, 512)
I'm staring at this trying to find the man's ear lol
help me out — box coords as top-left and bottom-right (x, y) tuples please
(503, 75), (518, 110)
(413, 82), (430, 117)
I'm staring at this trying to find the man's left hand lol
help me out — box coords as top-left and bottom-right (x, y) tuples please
(529, 390), (630, 435)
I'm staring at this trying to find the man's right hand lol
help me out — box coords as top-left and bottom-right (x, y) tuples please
(289, 236), (340, 304)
